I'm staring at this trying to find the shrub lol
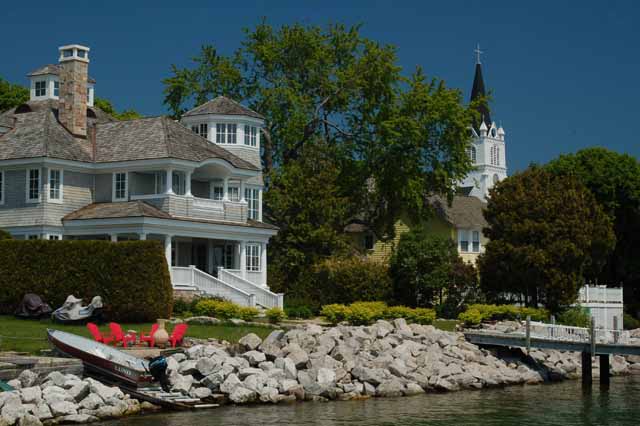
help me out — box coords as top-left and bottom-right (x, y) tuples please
(383, 306), (415, 321)
(457, 304), (549, 326)
(624, 313), (640, 330)
(194, 299), (241, 320)
(265, 308), (286, 323)
(321, 304), (352, 325)
(0, 240), (172, 322)
(239, 307), (260, 321)
(412, 308), (436, 325)
(557, 307), (591, 328)
(285, 306), (313, 319)
(312, 257), (393, 305)
(0, 230), (12, 240)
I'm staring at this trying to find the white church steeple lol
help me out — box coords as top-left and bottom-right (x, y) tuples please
(461, 46), (508, 201)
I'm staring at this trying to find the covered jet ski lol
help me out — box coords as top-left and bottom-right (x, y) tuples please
(14, 293), (53, 319)
(52, 295), (104, 324)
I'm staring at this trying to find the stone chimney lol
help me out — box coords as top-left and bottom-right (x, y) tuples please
(58, 44), (90, 137)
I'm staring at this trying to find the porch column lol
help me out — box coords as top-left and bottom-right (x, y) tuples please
(261, 242), (267, 287)
(110, 234), (118, 242)
(185, 171), (193, 197)
(223, 177), (229, 201)
(139, 233), (147, 241)
(240, 180), (246, 202)
(165, 169), (174, 195)
(164, 235), (173, 267)
(239, 240), (247, 279)
(207, 239), (214, 275)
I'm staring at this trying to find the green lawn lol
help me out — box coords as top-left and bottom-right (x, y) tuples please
(433, 319), (459, 332)
(0, 316), (275, 354)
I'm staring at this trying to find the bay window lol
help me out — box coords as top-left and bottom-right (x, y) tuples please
(27, 168), (40, 202)
(244, 125), (257, 146)
(216, 123), (237, 144)
(48, 169), (63, 202)
(35, 81), (46, 97)
(172, 171), (186, 195)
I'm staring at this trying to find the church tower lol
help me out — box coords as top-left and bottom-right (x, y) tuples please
(461, 46), (508, 201)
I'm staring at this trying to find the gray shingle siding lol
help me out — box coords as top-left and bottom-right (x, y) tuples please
(42, 170), (94, 226)
(0, 168), (46, 227)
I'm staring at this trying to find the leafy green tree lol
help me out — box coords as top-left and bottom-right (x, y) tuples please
(479, 166), (615, 313)
(0, 77), (29, 112)
(94, 97), (142, 121)
(163, 22), (474, 237)
(545, 148), (640, 314)
(390, 229), (470, 308)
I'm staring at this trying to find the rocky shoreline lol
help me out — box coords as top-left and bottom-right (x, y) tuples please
(2, 319), (639, 425)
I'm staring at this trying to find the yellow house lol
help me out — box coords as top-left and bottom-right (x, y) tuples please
(345, 195), (488, 265)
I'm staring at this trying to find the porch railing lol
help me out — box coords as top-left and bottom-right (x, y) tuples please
(131, 194), (247, 224)
(171, 266), (256, 307)
(218, 268), (284, 309)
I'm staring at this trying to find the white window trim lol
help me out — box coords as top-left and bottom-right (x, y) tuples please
(471, 230), (481, 253)
(46, 233), (63, 241)
(47, 168), (64, 203)
(458, 229), (470, 253)
(26, 234), (40, 240)
(246, 243), (261, 272)
(26, 168), (41, 203)
(112, 172), (129, 202)
(245, 186), (260, 220)
(0, 170), (4, 205)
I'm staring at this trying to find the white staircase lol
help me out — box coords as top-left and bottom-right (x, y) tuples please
(170, 266), (284, 309)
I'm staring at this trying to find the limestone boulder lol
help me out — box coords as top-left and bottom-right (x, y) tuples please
(239, 333), (263, 352)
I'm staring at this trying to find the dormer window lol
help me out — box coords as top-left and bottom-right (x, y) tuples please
(191, 123), (208, 139)
(216, 123), (237, 144)
(35, 81), (47, 97)
(244, 125), (257, 147)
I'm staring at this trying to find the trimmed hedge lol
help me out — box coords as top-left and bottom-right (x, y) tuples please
(0, 240), (172, 322)
(321, 301), (436, 326)
(458, 304), (549, 326)
(193, 299), (259, 321)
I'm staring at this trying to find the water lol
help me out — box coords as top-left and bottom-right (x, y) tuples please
(102, 377), (640, 426)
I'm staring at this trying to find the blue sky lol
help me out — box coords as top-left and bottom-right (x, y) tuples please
(2, 0), (639, 172)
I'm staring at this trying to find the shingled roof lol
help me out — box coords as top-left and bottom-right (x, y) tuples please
(28, 64), (96, 84)
(0, 101), (259, 170)
(183, 96), (264, 120)
(63, 201), (279, 230)
(426, 195), (488, 229)
(94, 116), (259, 169)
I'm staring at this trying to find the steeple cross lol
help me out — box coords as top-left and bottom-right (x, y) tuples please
(474, 43), (483, 64)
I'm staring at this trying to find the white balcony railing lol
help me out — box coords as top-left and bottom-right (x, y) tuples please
(131, 194), (247, 223)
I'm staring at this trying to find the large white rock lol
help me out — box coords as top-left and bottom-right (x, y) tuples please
(376, 379), (405, 397)
(43, 372), (66, 388)
(171, 374), (194, 394)
(87, 381), (123, 401)
(1, 393), (28, 425)
(242, 351), (267, 366)
(17, 371), (39, 389)
(196, 358), (218, 376)
(239, 333), (263, 352)
(68, 382), (90, 402)
(57, 414), (99, 424)
(17, 414), (42, 426)
(19, 387), (41, 404)
(316, 368), (336, 386)
(49, 401), (78, 417)
(32, 402), (52, 421)
(220, 374), (242, 394)
(275, 357), (297, 380)
(78, 394), (103, 410)
(229, 387), (257, 404)
(286, 349), (309, 369)
(190, 387), (212, 399)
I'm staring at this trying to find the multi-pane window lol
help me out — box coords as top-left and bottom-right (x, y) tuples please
(27, 169), (40, 201)
(48, 235), (61, 241)
(244, 125), (257, 146)
(54, 81), (59, 97)
(114, 172), (128, 200)
(490, 145), (500, 166)
(459, 229), (469, 252)
(35, 81), (46, 97)
(49, 169), (62, 201)
(224, 244), (234, 269)
(228, 186), (240, 202)
(216, 124), (237, 144)
(246, 244), (261, 272)
(468, 146), (476, 163)
(212, 185), (224, 201)
(0, 171), (3, 204)
(472, 231), (480, 252)
(28, 235), (40, 240)
(172, 171), (186, 195)
(191, 123), (208, 139)
(245, 188), (259, 219)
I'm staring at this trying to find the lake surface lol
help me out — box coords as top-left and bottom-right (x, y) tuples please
(102, 376), (640, 426)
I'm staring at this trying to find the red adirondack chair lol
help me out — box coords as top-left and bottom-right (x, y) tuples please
(108, 322), (137, 347)
(87, 323), (115, 344)
(168, 324), (188, 348)
(139, 323), (159, 347)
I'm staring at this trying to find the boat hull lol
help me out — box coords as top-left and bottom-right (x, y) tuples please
(47, 329), (152, 387)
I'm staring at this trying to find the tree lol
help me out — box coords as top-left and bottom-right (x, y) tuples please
(390, 229), (471, 308)
(0, 77), (29, 112)
(478, 166), (615, 313)
(545, 148), (640, 314)
(164, 22), (476, 299)
(94, 98), (142, 120)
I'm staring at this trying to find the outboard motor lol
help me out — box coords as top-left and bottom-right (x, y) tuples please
(148, 356), (170, 392)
